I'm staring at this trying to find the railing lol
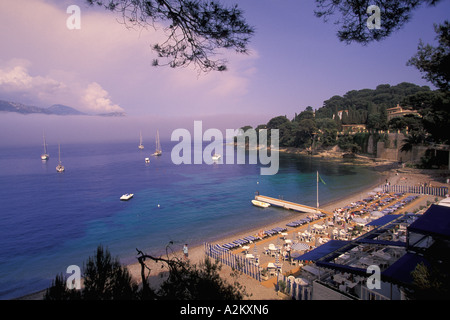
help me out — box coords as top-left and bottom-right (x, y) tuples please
(380, 184), (448, 197)
(204, 243), (261, 282)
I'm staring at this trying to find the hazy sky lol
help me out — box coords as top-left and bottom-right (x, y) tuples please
(0, 0), (449, 145)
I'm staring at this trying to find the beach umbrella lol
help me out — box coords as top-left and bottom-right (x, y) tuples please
(353, 217), (367, 226)
(291, 242), (309, 251)
(371, 211), (384, 217)
(253, 243), (257, 255)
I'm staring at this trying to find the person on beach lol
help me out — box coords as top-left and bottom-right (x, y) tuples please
(183, 244), (189, 261)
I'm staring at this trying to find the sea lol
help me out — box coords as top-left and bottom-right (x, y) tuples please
(0, 140), (381, 299)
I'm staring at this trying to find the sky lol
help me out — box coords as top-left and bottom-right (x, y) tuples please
(0, 0), (449, 145)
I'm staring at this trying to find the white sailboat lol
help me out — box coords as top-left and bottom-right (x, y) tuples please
(138, 131), (144, 150)
(56, 143), (65, 173)
(152, 129), (162, 156)
(41, 131), (49, 161)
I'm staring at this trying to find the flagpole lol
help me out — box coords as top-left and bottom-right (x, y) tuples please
(316, 171), (319, 211)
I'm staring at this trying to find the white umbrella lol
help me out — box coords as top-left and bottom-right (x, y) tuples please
(370, 211), (384, 217)
(295, 278), (309, 286)
(353, 217), (367, 225)
(439, 197), (450, 207)
(291, 242), (310, 251)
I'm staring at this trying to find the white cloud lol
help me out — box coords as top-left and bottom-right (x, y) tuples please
(0, 61), (66, 94)
(82, 82), (124, 113)
(0, 59), (122, 113)
(0, 0), (259, 117)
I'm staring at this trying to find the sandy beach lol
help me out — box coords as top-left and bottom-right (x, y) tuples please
(18, 163), (448, 300)
(124, 164), (448, 300)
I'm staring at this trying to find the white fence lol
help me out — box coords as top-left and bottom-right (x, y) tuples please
(204, 243), (261, 282)
(381, 184), (448, 197)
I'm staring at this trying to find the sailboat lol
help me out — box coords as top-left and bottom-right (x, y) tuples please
(56, 143), (65, 173)
(152, 129), (162, 156)
(41, 131), (49, 161)
(138, 131), (144, 150)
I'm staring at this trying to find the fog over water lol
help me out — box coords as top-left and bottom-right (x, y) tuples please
(0, 113), (271, 147)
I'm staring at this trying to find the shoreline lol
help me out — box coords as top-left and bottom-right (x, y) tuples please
(17, 163), (449, 300)
(125, 163), (448, 299)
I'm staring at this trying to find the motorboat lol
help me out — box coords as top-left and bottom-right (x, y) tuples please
(120, 193), (134, 201)
(252, 200), (270, 208)
(212, 153), (221, 161)
(145, 157), (150, 164)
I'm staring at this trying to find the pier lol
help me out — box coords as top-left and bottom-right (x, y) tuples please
(254, 195), (333, 215)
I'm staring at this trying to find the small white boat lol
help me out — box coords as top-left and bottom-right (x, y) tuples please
(120, 193), (134, 201)
(252, 200), (270, 208)
(145, 157), (150, 164)
(56, 163), (65, 173)
(212, 153), (221, 161)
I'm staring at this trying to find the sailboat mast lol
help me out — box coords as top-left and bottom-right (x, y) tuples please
(156, 130), (161, 151)
(43, 131), (47, 154)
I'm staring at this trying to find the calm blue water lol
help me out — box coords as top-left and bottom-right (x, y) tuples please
(0, 140), (380, 299)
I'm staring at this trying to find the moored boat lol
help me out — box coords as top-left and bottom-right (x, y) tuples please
(56, 143), (65, 173)
(138, 131), (144, 150)
(41, 131), (49, 161)
(152, 129), (162, 156)
(120, 193), (134, 201)
(252, 200), (270, 208)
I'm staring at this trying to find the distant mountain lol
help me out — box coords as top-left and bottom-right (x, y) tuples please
(0, 99), (125, 117)
(96, 111), (126, 117)
(0, 100), (52, 115)
(46, 104), (86, 115)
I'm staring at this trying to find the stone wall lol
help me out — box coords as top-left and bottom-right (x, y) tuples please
(376, 133), (427, 163)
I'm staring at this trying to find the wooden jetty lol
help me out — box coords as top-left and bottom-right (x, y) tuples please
(254, 195), (333, 215)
